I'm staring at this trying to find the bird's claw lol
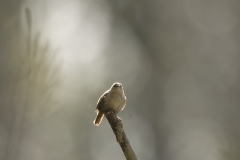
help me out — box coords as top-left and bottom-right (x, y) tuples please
(117, 116), (122, 121)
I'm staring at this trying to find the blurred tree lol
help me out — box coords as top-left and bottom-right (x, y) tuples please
(0, 7), (61, 160)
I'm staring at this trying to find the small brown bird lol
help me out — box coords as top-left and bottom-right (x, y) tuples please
(93, 82), (126, 126)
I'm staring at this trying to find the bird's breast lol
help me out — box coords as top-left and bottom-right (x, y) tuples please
(105, 94), (125, 112)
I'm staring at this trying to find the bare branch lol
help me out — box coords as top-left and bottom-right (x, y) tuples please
(105, 110), (138, 160)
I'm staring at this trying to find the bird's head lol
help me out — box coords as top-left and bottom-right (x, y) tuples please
(110, 82), (123, 92)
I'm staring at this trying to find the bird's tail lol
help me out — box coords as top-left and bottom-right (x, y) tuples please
(93, 111), (104, 126)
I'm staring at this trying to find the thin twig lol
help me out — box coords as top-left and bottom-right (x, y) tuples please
(105, 110), (138, 160)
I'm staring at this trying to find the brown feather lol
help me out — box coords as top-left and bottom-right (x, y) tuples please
(93, 111), (104, 126)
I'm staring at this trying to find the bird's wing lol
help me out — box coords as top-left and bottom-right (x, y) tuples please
(96, 91), (109, 110)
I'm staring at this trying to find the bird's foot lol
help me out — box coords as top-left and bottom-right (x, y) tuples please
(117, 116), (122, 121)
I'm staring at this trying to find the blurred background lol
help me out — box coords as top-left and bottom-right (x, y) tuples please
(0, 0), (240, 160)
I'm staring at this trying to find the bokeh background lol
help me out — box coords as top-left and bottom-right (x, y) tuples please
(1, 0), (240, 160)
